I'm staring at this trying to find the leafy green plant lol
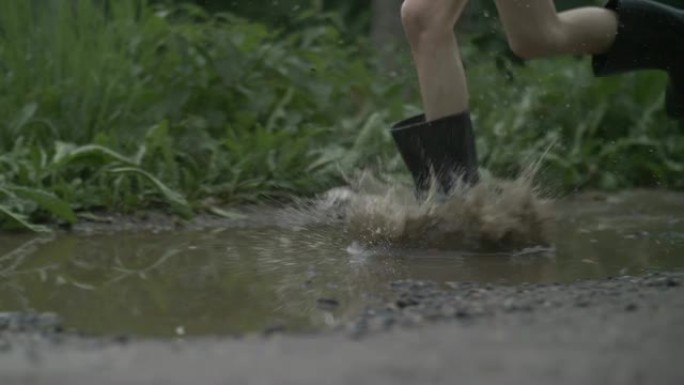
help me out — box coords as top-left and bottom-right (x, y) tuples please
(466, 55), (683, 191)
(0, 0), (682, 232)
(0, 185), (76, 232)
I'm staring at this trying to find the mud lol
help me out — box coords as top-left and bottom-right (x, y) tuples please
(0, 272), (682, 385)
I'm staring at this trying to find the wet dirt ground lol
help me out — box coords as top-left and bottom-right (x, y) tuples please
(0, 272), (682, 385)
(1, 190), (683, 384)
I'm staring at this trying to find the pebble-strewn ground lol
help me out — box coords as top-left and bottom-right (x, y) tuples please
(1, 272), (682, 385)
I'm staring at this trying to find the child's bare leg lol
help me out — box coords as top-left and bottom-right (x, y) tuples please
(401, 0), (470, 120)
(390, 0), (479, 194)
(494, 0), (618, 59)
(494, 0), (683, 118)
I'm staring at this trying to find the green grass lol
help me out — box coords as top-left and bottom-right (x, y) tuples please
(0, 0), (398, 229)
(467, 55), (684, 192)
(0, 0), (682, 231)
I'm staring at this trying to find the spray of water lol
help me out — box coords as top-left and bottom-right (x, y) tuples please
(308, 170), (553, 251)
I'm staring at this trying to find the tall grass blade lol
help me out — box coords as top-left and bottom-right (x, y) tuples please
(109, 167), (193, 219)
(53, 143), (139, 167)
(0, 205), (51, 233)
(6, 186), (77, 224)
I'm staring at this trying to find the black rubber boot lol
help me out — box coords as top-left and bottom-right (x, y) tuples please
(390, 115), (432, 193)
(390, 112), (479, 196)
(593, 0), (684, 118)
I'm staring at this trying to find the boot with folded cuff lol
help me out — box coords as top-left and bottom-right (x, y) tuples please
(390, 111), (479, 197)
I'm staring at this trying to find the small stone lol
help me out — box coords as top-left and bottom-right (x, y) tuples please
(113, 334), (130, 344)
(575, 300), (590, 308)
(263, 323), (286, 336)
(625, 303), (638, 312)
(316, 298), (340, 310)
(646, 277), (681, 288)
(455, 309), (470, 319)
(395, 298), (418, 309)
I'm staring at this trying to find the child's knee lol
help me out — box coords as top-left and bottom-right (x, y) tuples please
(401, 0), (466, 42)
(400, 0), (440, 37)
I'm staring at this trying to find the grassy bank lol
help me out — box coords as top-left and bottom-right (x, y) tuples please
(0, 0), (681, 230)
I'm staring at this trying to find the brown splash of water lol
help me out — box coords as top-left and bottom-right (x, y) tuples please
(318, 172), (554, 250)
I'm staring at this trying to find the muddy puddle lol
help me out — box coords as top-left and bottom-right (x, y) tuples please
(0, 190), (683, 337)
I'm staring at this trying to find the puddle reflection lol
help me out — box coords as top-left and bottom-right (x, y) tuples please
(0, 190), (683, 337)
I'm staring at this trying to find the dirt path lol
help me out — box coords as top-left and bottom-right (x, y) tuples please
(1, 273), (682, 385)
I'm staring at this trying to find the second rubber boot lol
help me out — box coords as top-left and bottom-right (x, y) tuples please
(592, 0), (684, 118)
(390, 115), (432, 194)
(391, 112), (479, 196)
